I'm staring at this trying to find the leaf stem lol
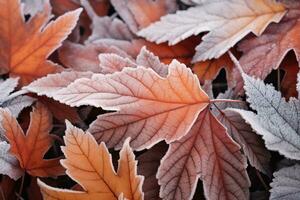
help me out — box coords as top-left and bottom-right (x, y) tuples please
(277, 69), (281, 90)
(5, 90), (29, 102)
(17, 175), (25, 200)
(255, 170), (270, 191)
(210, 99), (244, 103)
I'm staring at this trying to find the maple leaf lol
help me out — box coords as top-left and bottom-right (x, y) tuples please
(138, 0), (286, 62)
(137, 142), (168, 200)
(0, 0), (82, 85)
(38, 121), (144, 200)
(233, 7), (300, 93)
(233, 73), (300, 160)
(158, 107), (250, 200)
(36, 61), (210, 150)
(270, 164), (300, 200)
(0, 141), (23, 180)
(0, 102), (64, 177)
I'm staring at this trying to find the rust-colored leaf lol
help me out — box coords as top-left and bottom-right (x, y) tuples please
(0, 0), (81, 85)
(0, 103), (64, 177)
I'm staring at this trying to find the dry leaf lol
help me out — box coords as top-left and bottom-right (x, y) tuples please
(158, 108), (250, 200)
(38, 121), (144, 200)
(0, 141), (23, 180)
(234, 7), (300, 93)
(111, 0), (177, 33)
(0, 103), (64, 177)
(138, 0), (286, 61)
(0, 0), (81, 85)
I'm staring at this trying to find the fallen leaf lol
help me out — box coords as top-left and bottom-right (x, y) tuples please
(0, 78), (35, 118)
(138, 0), (286, 61)
(0, 103), (64, 177)
(47, 61), (209, 150)
(217, 109), (271, 175)
(0, 141), (23, 180)
(81, 0), (134, 43)
(234, 7), (300, 94)
(270, 164), (300, 200)
(38, 122), (144, 200)
(111, 0), (177, 33)
(234, 73), (300, 160)
(158, 108), (250, 200)
(58, 41), (131, 72)
(0, 0), (81, 85)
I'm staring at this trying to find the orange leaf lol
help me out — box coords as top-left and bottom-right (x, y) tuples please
(38, 122), (144, 200)
(29, 61), (210, 150)
(193, 54), (234, 86)
(0, 103), (64, 177)
(0, 0), (81, 85)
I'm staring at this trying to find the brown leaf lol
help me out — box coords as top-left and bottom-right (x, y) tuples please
(234, 8), (300, 93)
(0, 103), (64, 177)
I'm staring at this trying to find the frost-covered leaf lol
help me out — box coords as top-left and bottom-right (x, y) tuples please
(3, 95), (35, 117)
(0, 78), (19, 102)
(58, 41), (131, 72)
(217, 109), (271, 175)
(28, 61), (209, 150)
(78, 61), (209, 150)
(158, 108), (250, 200)
(137, 142), (168, 200)
(0, 141), (23, 180)
(0, 0), (82, 85)
(111, 0), (177, 33)
(0, 78), (35, 118)
(25, 71), (93, 98)
(138, 0), (286, 61)
(92, 37), (198, 65)
(27, 47), (168, 100)
(234, 8), (300, 93)
(234, 73), (300, 160)
(38, 122), (144, 200)
(270, 164), (300, 200)
(0, 103), (64, 177)
(22, 0), (45, 16)
(136, 47), (168, 77)
(99, 54), (137, 74)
